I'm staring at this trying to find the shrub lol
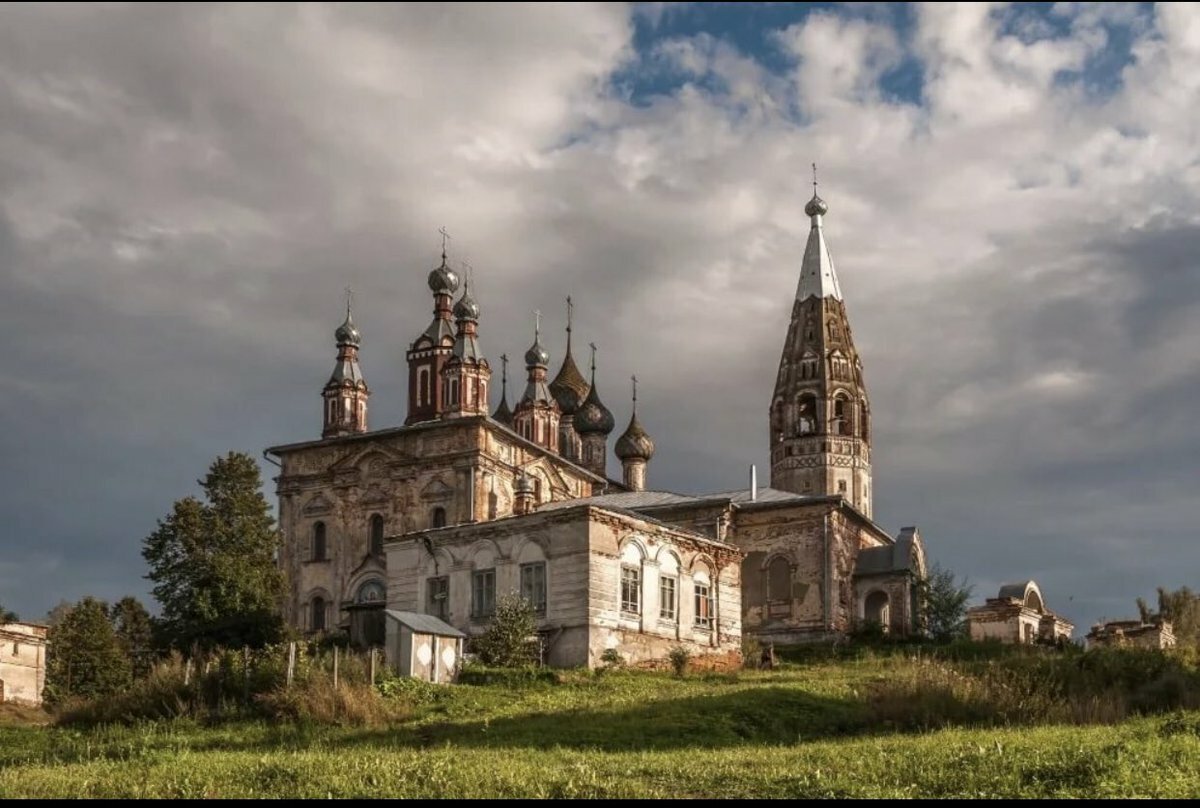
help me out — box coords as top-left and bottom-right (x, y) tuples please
(256, 676), (409, 727)
(473, 594), (539, 668)
(668, 646), (691, 678)
(600, 648), (624, 670)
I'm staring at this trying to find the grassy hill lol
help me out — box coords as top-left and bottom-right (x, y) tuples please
(2, 651), (1199, 798)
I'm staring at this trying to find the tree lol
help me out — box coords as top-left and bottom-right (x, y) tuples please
(0, 602), (17, 622)
(919, 562), (973, 643)
(44, 599), (73, 627)
(44, 597), (131, 704)
(110, 596), (156, 678)
(1137, 586), (1199, 647)
(142, 451), (285, 652)
(474, 593), (538, 667)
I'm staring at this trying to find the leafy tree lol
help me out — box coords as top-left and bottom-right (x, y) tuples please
(918, 562), (973, 643)
(1137, 586), (1199, 647)
(474, 593), (538, 667)
(0, 602), (17, 622)
(142, 451), (285, 652)
(44, 597), (131, 704)
(110, 596), (156, 678)
(44, 600), (72, 627)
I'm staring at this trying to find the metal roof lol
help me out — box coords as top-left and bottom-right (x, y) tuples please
(795, 198), (843, 302)
(384, 610), (466, 638)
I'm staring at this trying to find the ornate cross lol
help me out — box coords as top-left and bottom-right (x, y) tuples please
(632, 374), (638, 404)
(812, 162), (818, 194)
(566, 295), (574, 333)
(534, 309), (541, 337)
(589, 342), (597, 375)
(438, 226), (451, 260)
(500, 353), (508, 385)
(344, 286), (353, 316)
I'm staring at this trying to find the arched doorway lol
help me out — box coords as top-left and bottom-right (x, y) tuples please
(864, 590), (890, 632)
(350, 579), (386, 648)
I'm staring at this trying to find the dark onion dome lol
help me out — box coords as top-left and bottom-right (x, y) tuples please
(428, 255), (461, 295)
(574, 381), (614, 435)
(525, 335), (550, 368)
(492, 395), (513, 426)
(615, 412), (655, 461)
(549, 350), (589, 416)
(334, 308), (361, 347)
(515, 471), (535, 495)
(805, 193), (828, 218)
(453, 285), (480, 321)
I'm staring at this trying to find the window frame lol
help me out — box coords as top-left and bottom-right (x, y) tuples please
(519, 561), (547, 614)
(369, 513), (385, 556)
(472, 568), (496, 619)
(427, 575), (449, 621)
(659, 575), (677, 622)
(312, 521), (327, 562)
(620, 564), (641, 616)
(694, 581), (714, 630)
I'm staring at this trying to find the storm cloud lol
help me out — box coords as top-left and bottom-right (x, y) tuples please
(1, 2), (1197, 632)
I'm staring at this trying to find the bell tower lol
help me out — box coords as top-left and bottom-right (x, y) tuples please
(769, 169), (872, 517)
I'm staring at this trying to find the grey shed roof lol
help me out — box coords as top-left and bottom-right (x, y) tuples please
(384, 610), (466, 638)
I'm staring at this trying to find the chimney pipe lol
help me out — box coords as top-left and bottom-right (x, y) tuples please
(750, 465), (758, 502)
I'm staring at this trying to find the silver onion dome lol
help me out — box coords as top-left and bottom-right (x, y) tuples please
(335, 310), (361, 347)
(805, 193), (828, 218)
(428, 258), (461, 295)
(453, 287), (480, 320)
(515, 471), (535, 495)
(525, 336), (550, 368)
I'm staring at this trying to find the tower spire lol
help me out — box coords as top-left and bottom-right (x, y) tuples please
(323, 293), (370, 438)
(615, 373), (654, 492)
(549, 295), (589, 460)
(575, 342), (614, 477)
(771, 181), (871, 516)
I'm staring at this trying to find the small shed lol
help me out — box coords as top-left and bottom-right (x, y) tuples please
(384, 610), (466, 684)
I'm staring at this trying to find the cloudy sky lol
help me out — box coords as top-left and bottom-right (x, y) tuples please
(1, 2), (1196, 632)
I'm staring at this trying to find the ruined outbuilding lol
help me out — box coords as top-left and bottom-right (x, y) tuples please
(967, 580), (1074, 644)
(0, 621), (48, 706)
(1086, 619), (1176, 650)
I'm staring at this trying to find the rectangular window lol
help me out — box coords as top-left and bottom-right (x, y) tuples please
(659, 576), (677, 621)
(472, 568), (496, 618)
(694, 583), (713, 630)
(427, 576), (449, 621)
(620, 565), (641, 615)
(520, 562), (547, 614)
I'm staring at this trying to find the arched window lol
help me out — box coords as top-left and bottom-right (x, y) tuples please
(861, 401), (870, 441)
(311, 597), (326, 632)
(369, 514), (384, 556)
(431, 507), (446, 529)
(312, 522), (327, 561)
(833, 396), (851, 435)
(797, 393), (819, 435)
(356, 579), (386, 605)
(767, 557), (791, 602)
(418, 367), (430, 406)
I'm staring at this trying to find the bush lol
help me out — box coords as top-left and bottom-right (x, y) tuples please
(473, 594), (539, 668)
(256, 676), (409, 727)
(668, 646), (692, 678)
(600, 648), (624, 670)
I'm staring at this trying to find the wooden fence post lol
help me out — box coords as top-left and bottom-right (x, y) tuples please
(286, 641), (296, 688)
(184, 656), (191, 687)
(333, 645), (339, 689)
(369, 648), (376, 685)
(243, 646), (250, 701)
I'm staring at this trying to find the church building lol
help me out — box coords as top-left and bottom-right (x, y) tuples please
(265, 182), (928, 664)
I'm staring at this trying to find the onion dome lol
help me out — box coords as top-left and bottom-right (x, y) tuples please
(805, 193), (828, 218)
(525, 333), (550, 368)
(334, 306), (361, 347)
(453, 285), (480, 321)
(492, 354), (514, 426)
(615, 378), (654, 460)
(515, 471), (535, 495)
(574, 346), (614, 435)
(428, 253), (461, 296)
(549, 296), (589, 415)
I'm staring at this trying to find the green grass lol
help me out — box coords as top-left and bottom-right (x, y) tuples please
(3, 658), (1200, 798)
